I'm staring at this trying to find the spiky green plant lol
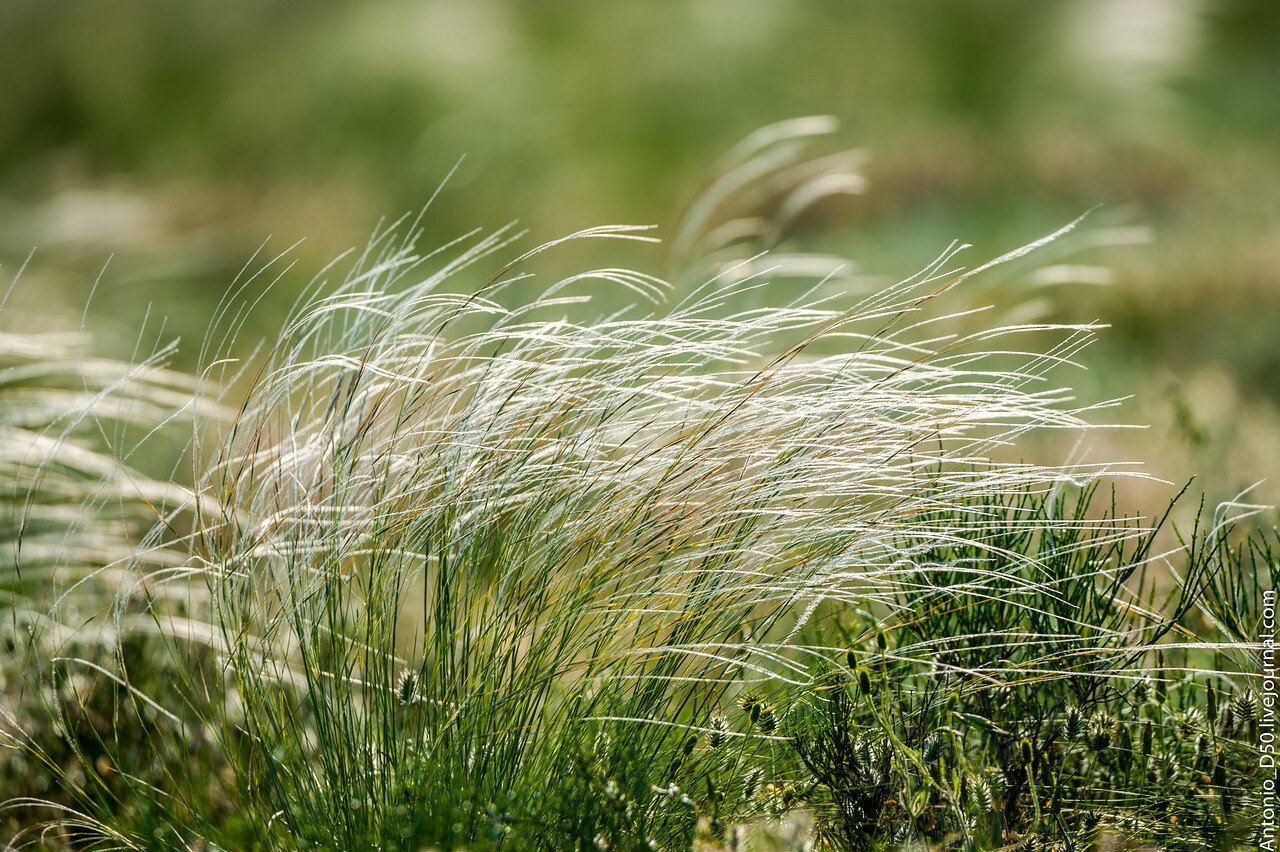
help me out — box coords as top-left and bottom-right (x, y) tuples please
(769, 487), (1272, 849)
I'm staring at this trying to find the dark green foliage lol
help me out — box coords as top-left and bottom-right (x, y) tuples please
(732, 488), (1274, 850)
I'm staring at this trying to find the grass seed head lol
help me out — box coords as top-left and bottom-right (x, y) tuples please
(396, 670), (419, 704)
(1062, 706), (1084, 742)
(1233, 690), (1258, 725)
(707, 715), (730, 750)
(857, 668), (873, 697)
(1087, 722), (1111, 754)
(755, 705), (777, 735)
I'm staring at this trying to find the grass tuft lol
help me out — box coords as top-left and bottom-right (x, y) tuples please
(1, 122), (1273, 850)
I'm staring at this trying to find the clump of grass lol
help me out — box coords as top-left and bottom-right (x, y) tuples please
(1, 121), (1272, 850)
(771, 488), (1274, 848)
(0, 312), (209, 841)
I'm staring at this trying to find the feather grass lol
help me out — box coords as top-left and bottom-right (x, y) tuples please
(0, 121), (1272, 850)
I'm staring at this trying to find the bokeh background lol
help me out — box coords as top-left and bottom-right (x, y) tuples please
(2, 0), (1277, 512)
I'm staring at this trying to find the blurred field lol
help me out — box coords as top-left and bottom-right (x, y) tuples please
(1, 0), (1277, 512)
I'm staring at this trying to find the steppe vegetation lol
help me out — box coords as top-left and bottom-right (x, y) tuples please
(1, 122), (1274, 850)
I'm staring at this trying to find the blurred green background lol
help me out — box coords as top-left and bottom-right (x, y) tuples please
(1, 0), (1277, 510)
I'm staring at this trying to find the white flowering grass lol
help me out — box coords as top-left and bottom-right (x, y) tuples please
(181, 194), (1126, 846)
(0, 316), (196, 657)
(3, 121), (1266, 849)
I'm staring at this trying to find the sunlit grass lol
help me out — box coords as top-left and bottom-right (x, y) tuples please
(1, 123), (1272, 850)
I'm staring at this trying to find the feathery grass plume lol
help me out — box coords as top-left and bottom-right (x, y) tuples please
(0, 300), (209, 842)
(0, 326), (194, 614)
(3, 119), (1270, 849)
(0, 302), (203, 650)
(171, 122), (1134, 849)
